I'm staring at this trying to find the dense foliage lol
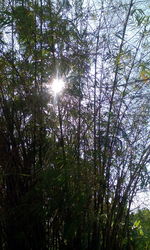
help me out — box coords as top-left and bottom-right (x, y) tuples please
(130, 209), (150, 250)
(0, 0), (150, 249)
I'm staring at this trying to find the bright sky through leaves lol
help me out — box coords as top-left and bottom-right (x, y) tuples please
(51, 78), (65, 95)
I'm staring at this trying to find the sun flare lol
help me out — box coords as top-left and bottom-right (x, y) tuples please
(51, 78), (65, 95)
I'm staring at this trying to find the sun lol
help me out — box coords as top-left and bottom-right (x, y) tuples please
(51, 78), (65, 95)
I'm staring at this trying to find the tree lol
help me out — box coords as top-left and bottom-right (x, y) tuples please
(0, 0), (150, 249)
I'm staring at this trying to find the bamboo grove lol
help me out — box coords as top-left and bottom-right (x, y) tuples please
(0, 0), (150, 249)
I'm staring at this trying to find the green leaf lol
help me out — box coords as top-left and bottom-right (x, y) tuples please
(133, 220), (140, 228)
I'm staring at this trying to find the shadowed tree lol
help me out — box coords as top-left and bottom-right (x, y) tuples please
(0, 0), (150, 249)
